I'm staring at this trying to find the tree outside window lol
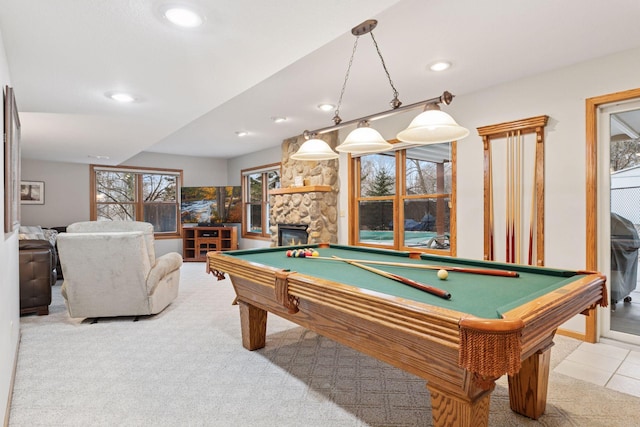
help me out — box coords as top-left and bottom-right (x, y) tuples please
(242, 164), (280, 239)
(91, 165), (182, 237)
(247, 172), (264, 233)
(358, 153), (396, 245)
(403, 145), (452, 251)
(610, 136), (640, 171)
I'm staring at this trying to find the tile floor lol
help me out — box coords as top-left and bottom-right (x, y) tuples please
(610, 288), (640, 335)
(555, 339), (640, 398)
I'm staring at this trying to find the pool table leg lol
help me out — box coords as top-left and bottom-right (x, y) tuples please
(507, 342), (553, 419)
(238, 300), (267, 350)
(427, 382), (493, 427)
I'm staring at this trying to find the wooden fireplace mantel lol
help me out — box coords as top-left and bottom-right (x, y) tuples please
(269, 185), (332, 195)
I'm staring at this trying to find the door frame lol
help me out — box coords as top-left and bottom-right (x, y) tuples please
(586, 87), (640, 342)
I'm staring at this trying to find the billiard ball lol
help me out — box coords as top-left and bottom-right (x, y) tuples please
(437, 269), (448, 280)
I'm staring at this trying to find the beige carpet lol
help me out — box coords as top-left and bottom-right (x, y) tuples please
(9, 263), (640, 426)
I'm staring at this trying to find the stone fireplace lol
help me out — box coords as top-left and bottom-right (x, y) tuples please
(269, 132), (340, 246)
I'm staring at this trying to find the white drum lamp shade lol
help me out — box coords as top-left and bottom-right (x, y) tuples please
(290, 138), (339, 161)
(336, 123), (393, 154)
(397, 109), (469, 144)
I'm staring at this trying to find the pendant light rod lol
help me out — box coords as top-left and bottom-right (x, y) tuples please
(305, 91), (454, 137)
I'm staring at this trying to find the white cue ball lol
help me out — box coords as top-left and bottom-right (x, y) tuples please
(437, 269), (448, 280)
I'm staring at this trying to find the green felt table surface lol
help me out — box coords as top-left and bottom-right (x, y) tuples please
(224, 244), (588, 319)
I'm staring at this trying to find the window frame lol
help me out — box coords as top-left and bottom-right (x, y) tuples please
(90, 164), (183, 239)
(241, 163), (281, 240)
(352, 151), (399, 248)
(348, 140), (457, 255)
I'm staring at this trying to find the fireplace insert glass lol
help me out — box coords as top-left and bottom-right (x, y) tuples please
(278, 224), (308, 246)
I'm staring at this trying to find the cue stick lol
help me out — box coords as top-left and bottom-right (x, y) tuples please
(307, 255), (520, 277)
(511, 132), (516, 263)
(511, 132), (517, 263)
(527, 133), (537, 266)
(505, 132), (510, 262)
(516, 130), (522, 264)
(510, 131), (515, 263)
(332, 256), (452, 300)
(506, 132), (514, 263)
(489, 141), (494, 260)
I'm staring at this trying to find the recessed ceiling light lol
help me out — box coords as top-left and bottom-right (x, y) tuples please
(235, 131), (249, 137)
(271, 116), (287, 123)
(88, 154), (110, 160)
(317, 103), (335, 112)
(429, 61), (451, 72)
(107, 92), (136, 103)
(163, 7), (203, 28)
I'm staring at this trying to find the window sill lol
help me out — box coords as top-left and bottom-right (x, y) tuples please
(155, 233), (182, 240)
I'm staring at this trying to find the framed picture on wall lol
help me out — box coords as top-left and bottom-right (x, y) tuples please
(20, 181), (45, 205)
(3, 86), (21, 232)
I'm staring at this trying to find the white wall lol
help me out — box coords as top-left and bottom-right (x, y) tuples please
(454, 46), (640, 268)
(226, 145), (281, 186)
(123, 151), (228, 187)
(20, 159), (89, 228)
(0, 26), (20, 424)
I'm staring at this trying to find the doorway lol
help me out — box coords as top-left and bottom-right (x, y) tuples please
(593, 94), (640, 344)
(606, 103), (640, 338)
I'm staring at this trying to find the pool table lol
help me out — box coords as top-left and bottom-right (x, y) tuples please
(207, 244), (607, 427)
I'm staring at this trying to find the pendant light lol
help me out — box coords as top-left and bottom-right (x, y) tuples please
(397, 102), (469, 144)
(292, 19), (468, 161)
(336, 121), (393, 153)
(290, 133), (339, 161)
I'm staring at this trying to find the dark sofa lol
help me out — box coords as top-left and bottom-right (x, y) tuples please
(19, 239), (57, 315)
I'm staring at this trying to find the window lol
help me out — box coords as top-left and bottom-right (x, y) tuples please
(90, 165), (182, 238)
(242, 164), (280, 239)
(350, 142), (456, 255)
(357, 152), (396, 247)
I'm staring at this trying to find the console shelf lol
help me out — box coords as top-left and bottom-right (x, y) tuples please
(268, 185), (331, 195)
(182, 226), (238, 262)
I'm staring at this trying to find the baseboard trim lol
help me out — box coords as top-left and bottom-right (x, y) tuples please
(557, 328), (586, 342)
(4, 332), (21, 427)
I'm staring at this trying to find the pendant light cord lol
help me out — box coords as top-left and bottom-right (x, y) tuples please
(333, 36), (360, 125)
(369, 32), (401, 109)
(333, 30), (402, 126)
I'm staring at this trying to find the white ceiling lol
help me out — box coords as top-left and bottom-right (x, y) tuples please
(2, 0), (640, 165)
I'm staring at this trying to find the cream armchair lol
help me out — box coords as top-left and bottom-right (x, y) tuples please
(57, 221), (182, 319)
